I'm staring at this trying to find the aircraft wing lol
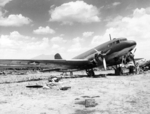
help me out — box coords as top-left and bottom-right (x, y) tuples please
(135, 58), (144, 61)
(0, 59), (95, 71)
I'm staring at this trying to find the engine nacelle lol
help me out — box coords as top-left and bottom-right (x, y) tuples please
(93, 53), (103, 66)
(122, 52), (134, 64)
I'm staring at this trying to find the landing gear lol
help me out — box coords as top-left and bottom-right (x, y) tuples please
(70, 71), (73, 76)
(86, 69), (95, 77)
(114, 65), (123, 75)
(128, 66), (137, 74)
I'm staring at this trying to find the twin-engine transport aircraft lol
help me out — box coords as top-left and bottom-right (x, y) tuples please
(0, 38), (136, 76)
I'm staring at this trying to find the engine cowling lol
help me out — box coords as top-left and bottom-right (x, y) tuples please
(94, 53), (103, 66)
(122, 52), (134, 64)
(93, 49), (110, 70)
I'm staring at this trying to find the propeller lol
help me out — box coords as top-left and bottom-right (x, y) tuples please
(103, 57), (107, 70)
(125, 50), (137, 73)
(109, 34), (112, 40)
(94, 49), (110, 70)
(131, 51), (137, 70)
(132, 48), (136, 54)
(122, 48), (136, 64)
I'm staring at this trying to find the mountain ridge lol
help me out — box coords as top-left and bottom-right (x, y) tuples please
(32, 54), (54, 60)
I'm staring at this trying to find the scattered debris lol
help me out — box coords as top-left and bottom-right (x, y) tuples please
(0, 100), (7, 104)
(81, 96), (91, 98)
(26, 85), (43, 88)
(43, 85), (50, 89)
(60, 86), (71, 90)
(75, 100), (85, 106)
(81, 95), (100, 98)
(91, 96), (100, 98)
(0, 71), (6, 75)
(48, 76), (62, 82)
(85, 98), (97, 107)
(75, 98), (98, 108)
(75, 98), (80, 100)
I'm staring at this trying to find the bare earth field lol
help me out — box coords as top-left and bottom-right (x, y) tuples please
(0, 71), (150, 114)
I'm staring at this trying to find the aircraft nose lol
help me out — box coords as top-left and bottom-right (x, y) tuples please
(127, 40), (136, 46)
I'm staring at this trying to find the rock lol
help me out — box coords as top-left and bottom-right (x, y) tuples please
(85, 99), (97, 107)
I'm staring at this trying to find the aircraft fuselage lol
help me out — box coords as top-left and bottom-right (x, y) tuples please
(73, 38), (136, 67)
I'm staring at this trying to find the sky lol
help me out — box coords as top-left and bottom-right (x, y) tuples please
(0, 0), (150, 59)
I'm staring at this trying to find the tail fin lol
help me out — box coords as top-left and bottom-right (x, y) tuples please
(54, 53), (62, 59)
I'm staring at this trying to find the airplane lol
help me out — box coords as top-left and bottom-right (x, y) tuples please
(137, 59), (150, 71)
(0, 37), (136, 76)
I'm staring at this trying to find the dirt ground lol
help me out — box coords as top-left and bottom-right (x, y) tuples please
(0, 71), (150, 114)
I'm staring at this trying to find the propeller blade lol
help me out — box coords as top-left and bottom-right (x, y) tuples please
(103, 58), (107, 70)
(109, 34), (112, 40)
(94, 49), (102, 55)
(102, 50), (110, 56)
(94, 48), (109, 70)
(132, 48), (136, 54)
(130, 53), (137, 73)
(132, 58), (135, 65)
(94, 49), (99, 53)
(94, 49), (110, 56)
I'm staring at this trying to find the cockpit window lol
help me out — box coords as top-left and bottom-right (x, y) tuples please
(108, 38), (126, 47)
(119, 38), (127, 42)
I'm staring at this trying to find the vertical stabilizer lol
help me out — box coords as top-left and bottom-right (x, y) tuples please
(54, 53), (62, 59)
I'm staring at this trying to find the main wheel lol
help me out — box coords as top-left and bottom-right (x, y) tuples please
(115, 67), (123, 75)
(86, 69), (95, 77)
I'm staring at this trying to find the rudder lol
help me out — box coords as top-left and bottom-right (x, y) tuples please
(54, 53), (62, 59)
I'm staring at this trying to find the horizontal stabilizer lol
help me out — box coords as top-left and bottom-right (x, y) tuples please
(54, 53), (62, 59)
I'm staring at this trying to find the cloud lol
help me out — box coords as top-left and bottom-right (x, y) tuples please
(91, 35), (108, 48)
(67, 37), (87, 54)
(50, 36), (66, 43)
(68, 37), (81, 52)
(0, 32), (81, 59)
(52, 44), (60, 49)
(73, 37), (83, 43)
(67, 42), (82, 52)
(105, 2), (121, 9)
(0, 31), (51, 58)
(33, 26), (55, 34)
(0, 31), (30, 49)
(0, 14), (32, 26)
(24, 38), (50, 51)
(112, 2), (121, 6)
(0, 0), (12, 6)
(0, 0), (32, 27)
(94, 7), (150, 59)
(91, 35), (101, 45)
(106, 8), (150, 41)
(83, 32), (94, 37)
(0, 31), (50, 50)
(49, 1), (100, 24)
